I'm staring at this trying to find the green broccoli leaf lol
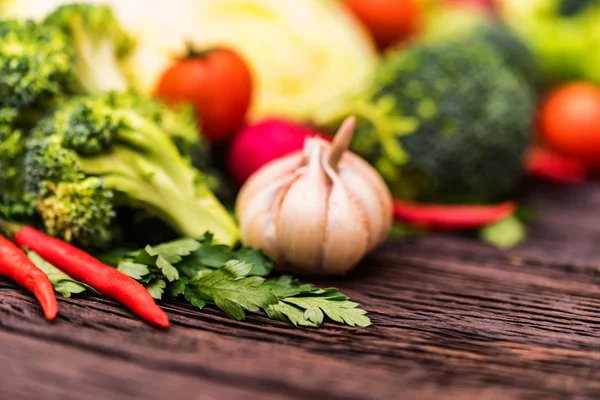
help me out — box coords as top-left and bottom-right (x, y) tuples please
(27, 251), (98, 297)
(191, 261), (278, 320)
(480, 216), (527, 249)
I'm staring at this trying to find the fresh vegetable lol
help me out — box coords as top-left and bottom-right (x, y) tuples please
(346, 34), (534, 204)
(156, 47), (253, 143)
(539, 82), (600, 168)
(393, 201), (516, 229)
(227, 119), (323, 186)
(109, 233), (370, 327)
(1, 221), (169, 328)
(343, 0), (422, 49)
(525, 147), (588, 184)
(27, 250), (96, 298)
(8, 0), (379, 124)
(43, 3), (137, 94)
(22, 91), (238, 247)
(0, 18), (73, 108)
(236, 117), (393, 275)
(0, 107), (33, 220)
(421, 2), (542, 90)
(499, 0), (600, 84)
(479, 215), (527, 249)
(0, 234), (57, 320)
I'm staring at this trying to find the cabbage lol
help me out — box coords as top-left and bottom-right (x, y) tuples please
(190, 0), (379, 124)
(11, 0), (379, 125)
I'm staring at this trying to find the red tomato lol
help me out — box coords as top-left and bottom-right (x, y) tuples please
(540, 82), (600, 167)
(155, 48), (253, 144)
(344, 0), (422, 50)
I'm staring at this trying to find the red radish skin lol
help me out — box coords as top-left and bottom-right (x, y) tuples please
(228, 119), (325, 186)
(14, 226), (169, 329)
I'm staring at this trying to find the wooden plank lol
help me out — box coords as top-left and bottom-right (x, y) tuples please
(0, 181), (599, 399)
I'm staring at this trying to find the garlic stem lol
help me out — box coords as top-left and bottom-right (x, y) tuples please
(328, 116), (356, 171)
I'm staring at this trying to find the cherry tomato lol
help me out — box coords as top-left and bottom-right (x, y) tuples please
(155, 48), (253, 144)
(540, 82), (600, 167)
(344, 0), (422, 50)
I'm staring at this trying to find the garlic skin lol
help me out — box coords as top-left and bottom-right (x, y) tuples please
(236, 117), (393, 275)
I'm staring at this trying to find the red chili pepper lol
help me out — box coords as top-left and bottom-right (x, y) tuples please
(4, 224), (169, 329)
(0, 235), (57, 320)
(525, 147), (587, 184)
(393, 200), (516, 229)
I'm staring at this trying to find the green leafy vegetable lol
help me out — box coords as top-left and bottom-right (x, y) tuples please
(105, 236), (370, 328)
(188, 261), (278, 320)
(263, 276), (371, 328)
(27, 250), (97, 297)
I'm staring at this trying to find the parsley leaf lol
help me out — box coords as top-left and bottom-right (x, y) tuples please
(191, 261), (278, 320)
(102, 235), (370, 328)
(146, 279), (167, 300)
(117, 262), (150, 280)
(262, 275), (371, 327)
(28, 251), (98, 298)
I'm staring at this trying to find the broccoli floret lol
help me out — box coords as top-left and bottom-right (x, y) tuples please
(106, 90), (208, 164)
(25, 92), (239, 247)
(0, 19), (73, 108)
(422, 7), (542, 91)
(43, 3), (136, 95)
(0, 107), (34, 219)
(349, 37), (534, 204)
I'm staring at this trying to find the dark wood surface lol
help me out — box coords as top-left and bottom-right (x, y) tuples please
(1, 180), (600, 400)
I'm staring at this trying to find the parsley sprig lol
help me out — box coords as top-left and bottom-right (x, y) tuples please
(106, 233), (371, 328)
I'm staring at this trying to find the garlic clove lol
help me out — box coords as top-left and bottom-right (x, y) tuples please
(343, 153), (393, 248)
(275, 141), (328, 269)
(239, 172), (300, 263)
(236, 153), (304, 218)
(321, 158), (370, 274)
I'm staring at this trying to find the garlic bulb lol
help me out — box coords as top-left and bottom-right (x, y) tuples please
(236, 116), (393, 275)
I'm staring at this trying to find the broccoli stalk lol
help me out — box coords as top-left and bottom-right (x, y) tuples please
(43, 4), (136, 94)
(26, 92), (239, 247)
(76, 125), (237, 244)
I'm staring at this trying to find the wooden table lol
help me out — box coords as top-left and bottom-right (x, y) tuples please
(1, 181), (599, 400)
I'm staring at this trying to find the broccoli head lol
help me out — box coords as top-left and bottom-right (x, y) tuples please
(0, 19), (73, 108)
(106, 90), (207, 164)
(349, 37), (534, 204)
(422, 6), (542, 91)
(25, 91), (239, 247)
(0, 107), (35, 219)
(43, 3), (136, 95)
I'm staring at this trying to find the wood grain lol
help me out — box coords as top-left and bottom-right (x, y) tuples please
(1, 180), (600, 400)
